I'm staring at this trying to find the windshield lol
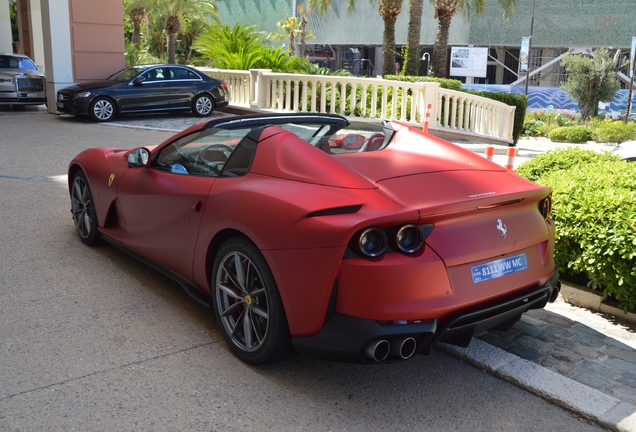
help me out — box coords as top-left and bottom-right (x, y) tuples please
(0, 55), (38, 71)
(107, 67), (144, 82)
(150, 120), (392, 178)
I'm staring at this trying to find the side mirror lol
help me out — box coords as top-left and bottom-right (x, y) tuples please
(132, 76), (145, 86)
(127, 148), (150, 167)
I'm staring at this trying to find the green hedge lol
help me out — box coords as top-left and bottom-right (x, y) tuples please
(548, 126), (593, 143)
(517, 149), (636, 312)
(384, 75), (463, 91)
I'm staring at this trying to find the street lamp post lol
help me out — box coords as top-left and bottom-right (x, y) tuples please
(524, 0), (537, 96)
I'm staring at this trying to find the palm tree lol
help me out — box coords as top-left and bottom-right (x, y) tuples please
(276, 16), (301, 56)
(150, 0), (220, 64)
(306, 0), (404, 76)
(404, 0), (423, 76)
(431, 0), (517, 77)
(379, 0), (405, 75)
(125, 0), (150, 50)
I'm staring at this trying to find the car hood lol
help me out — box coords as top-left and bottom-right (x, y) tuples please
(0, 69), (45, 78)
(61, 80), (121, 93)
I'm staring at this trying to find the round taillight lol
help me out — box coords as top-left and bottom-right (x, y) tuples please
(357, 228), (388, 257)
(395, 224), (424, 253)
(540, 195), (552, 219)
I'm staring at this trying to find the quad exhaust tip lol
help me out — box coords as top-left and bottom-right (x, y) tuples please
(364, 337), (417, 362)
(391, 336), (417, 359)
(364, 339), (390, 362)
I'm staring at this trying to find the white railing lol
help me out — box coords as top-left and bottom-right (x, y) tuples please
(197, 67), (516, 143)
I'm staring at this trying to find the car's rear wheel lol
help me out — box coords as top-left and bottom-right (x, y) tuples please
(89, 97), (115, 122)
(212, 237), (292, 365)
(70, 171), (101, 245)
(192, 94), (214, 117)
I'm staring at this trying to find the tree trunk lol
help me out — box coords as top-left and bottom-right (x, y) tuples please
(132, 20), (141, 50)
(580, 102), (595, 121)
(299, 16), (308, 58)
(167, 32), (176, 64)
(404, 0), (423, 76)
(379, 0), (404, 76)
(432, 16), (452, 77)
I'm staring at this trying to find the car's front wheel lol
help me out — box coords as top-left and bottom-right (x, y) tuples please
(89, 97), (115, 122)
(70, 170), (101, 245)
(212, 237), (293, 365)
(192, 94), (214, 117)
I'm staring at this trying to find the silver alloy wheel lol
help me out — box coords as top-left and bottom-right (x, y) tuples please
(71, 175), (93, 239)
(93, 99), (114, 121)
(215, 250), (269, 353)
(195, 95), (213, 115)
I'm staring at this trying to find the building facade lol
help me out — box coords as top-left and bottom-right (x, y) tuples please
(1, 0), (634, 113)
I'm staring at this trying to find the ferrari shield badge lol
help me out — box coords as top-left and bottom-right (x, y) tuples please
(108, 174), (115, 187)
(496, 218), (507, 238)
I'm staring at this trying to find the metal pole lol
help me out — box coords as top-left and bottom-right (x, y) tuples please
(625, 54), (636, 123)
(524, 0), (537, 96)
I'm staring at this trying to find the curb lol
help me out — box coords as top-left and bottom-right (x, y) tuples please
(560, 282), (636, 325)
(436, 339), (636, 432)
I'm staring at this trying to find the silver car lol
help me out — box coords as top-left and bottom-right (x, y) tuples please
(612, 141), (636, 162)
(0, 53), (46, 106)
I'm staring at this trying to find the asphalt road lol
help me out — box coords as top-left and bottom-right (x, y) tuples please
(0, 108), (604, 431)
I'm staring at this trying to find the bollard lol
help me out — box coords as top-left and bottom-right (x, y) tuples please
(505, 147), (516, 170)
(485, 146), (495, 161)
(423, 103), (432, 133)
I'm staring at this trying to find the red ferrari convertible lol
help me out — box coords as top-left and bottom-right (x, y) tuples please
(69, 113), (560, 365)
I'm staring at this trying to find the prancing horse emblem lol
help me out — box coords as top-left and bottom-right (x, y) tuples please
(496, 218), (507, 238)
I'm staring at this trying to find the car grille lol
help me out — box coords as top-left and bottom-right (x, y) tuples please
(16, 77), (44, 92)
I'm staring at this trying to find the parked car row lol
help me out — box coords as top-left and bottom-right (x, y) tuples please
(2, 56), (229, 121)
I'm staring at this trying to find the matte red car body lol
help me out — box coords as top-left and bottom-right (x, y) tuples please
(69, 114), (557, 362)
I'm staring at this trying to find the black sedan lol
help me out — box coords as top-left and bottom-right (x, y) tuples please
(56, 64), (229, 122)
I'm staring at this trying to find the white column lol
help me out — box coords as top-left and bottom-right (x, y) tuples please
(0, 0), (13, 53)
(40, 0), (73, 113)
(27, 0), (44, 65)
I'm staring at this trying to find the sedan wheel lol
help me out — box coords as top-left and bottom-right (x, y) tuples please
(89, 97), (115, 122)
(71, 171), (101, 245)
(192, 94), (214, 117)
(212, 237), (292, 364)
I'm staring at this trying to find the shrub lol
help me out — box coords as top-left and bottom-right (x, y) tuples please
(590, 119), (636, 143)
(384, 74), (463, 91)
(517, 149), (636, 312)
(548, 126), (592, 143)
(516, 147), (619, 182)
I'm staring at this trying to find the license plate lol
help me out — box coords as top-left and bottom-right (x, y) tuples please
(471, 253), (528, 284)
(56, 102), (63, 108)
(27, 93), (37, 97)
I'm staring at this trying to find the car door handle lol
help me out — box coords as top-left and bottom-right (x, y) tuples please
(191, 200), (202, 212)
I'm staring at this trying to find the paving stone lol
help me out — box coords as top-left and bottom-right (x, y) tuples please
(617, 373), (636, 389)
(544, 314), (576, 328)
(572, 323), (606, 338)
(607, 358), (636, 375)
(477, 332), (516, 351)
(537, 324), (574, 341)
(549, 347), (584, 365)
(508, 344), (543, 361)
(515, 334), (551, 354)
(577, 335), (608, 349)
(519, 313), (546, 328)
(581, 360), (622, 380)
(488, 328), (520, 339)
(606, 344), (636, 363)
(513, 320), (542, 337)
(608, 385), (636, 407)
(572, 344), (604, 360)
(572, 371), (613, 391)
(541, 356), (577, 377)
(605, 338), (636, 354)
